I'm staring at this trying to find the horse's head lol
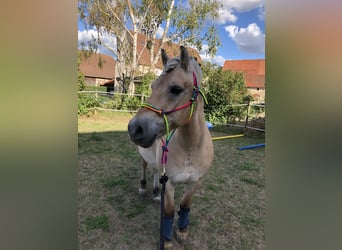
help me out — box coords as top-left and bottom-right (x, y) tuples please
(128, 46), (203, 148)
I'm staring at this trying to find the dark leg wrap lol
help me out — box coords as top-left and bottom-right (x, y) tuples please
(153, 187), (160, 196)
(177, 207), (190, 230)
(140, 179), (146, 188)
(163, 215), (174, 241)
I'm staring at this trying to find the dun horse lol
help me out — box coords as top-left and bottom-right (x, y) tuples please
(128, 46), (214, 248)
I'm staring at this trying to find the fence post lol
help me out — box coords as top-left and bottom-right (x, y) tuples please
(244, 100), (251, 133)
(94, 90), (98, 116)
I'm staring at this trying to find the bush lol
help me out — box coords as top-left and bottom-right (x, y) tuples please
(119, 95), (141, 111)
(201, 62), (252, 124)
(78, 71), (85, 91)
(78, 93), (99, 115)
(84, 86), (107, 92)
(135, 72), (156, 97)
(101, 94), (122, 110)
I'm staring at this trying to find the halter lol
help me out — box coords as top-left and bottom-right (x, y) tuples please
(141, 72), (208, 173)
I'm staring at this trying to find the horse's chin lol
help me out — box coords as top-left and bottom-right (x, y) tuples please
(136, 135), (157, 148)
(138, 132), (167, 148)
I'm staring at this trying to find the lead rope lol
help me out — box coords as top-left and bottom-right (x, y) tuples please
(159, 173), (168, 250)
(140, 103), (174, 250)
(159, 131), (175, 250)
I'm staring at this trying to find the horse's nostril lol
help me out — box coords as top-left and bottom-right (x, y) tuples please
(136, 125), (143, 135)
(128, 120), (144, 140)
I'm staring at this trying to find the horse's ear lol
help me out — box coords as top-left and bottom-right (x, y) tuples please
(161, 49), (169, 66)
(180, 46), (189, 71)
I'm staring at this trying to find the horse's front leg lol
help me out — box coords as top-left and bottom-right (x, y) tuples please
(152, 167), (161, 202)
(138, 157), (147, 196)
(176, 180), (203, 243)
(162, 181), (175, 248)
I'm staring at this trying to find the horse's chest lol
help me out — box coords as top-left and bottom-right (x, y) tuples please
(168, 149), (203, 184)
(171, 167), (201, 184)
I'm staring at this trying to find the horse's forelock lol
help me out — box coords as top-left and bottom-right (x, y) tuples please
(161, 57), (202, 85)
(163, 58), (180, 73)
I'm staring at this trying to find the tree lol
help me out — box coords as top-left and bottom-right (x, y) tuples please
(77, 52), (85, 91)
(78, 0), (221, 95)
(201, 62), (252, 124)
(135, 72), (156, 97)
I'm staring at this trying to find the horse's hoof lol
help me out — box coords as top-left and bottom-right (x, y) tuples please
(152, 195), (161, 203)
(138, 188), (147, 196)
(175, 227), (188, 243)
(164, 240), (173, 249)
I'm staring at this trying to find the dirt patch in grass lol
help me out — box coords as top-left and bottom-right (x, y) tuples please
(78, 115), (265, 249)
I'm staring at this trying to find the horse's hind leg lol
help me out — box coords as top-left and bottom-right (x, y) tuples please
(138, 157), (147, 196)
(176, 180), (203, 243)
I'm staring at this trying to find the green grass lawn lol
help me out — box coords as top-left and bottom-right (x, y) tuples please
(78, 110), (134, 133)
(78, 112), (265, 249)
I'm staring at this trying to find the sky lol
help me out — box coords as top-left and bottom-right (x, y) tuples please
(78, 0), (265, 66)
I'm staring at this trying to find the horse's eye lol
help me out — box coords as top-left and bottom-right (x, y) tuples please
(169, 85), (183, 95)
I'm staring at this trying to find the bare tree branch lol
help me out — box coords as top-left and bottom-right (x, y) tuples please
(151, 0), (175, 65)
(104, 0), (133, 39)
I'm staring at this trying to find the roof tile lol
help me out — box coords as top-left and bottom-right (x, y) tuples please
(79, 53), (116, 79)
(222, 59), (265, 88)
(136, 33), (202, 68)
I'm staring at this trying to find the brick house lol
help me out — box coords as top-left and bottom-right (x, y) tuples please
(78, 52), (116, 91)
(222, 59), (265, 103)
(134, 33), (202, 76)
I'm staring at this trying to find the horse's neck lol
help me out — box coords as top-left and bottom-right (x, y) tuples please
(176, 107), (206, 148)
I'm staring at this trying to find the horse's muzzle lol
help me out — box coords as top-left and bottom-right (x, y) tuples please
(128, 116), (160, 148)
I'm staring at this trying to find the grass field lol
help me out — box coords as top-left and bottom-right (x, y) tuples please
(78, 111), (265, 249)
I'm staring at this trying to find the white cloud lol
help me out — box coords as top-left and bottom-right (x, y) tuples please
(201, 53), (226, 66)
(199, 44), (226, 66)
(78, 29), (97, 45)
(217, 8), (237, 24)
(100, 33), (117, 52)
(258, 5), (265, 20)
(220, 0), (264, 12)
(225, 23), (265, 54)
(217, 0), (265, 24)
(78, 28), (117, 55)
(210, 55), (226, 66)
(156, 26), (164, 39)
